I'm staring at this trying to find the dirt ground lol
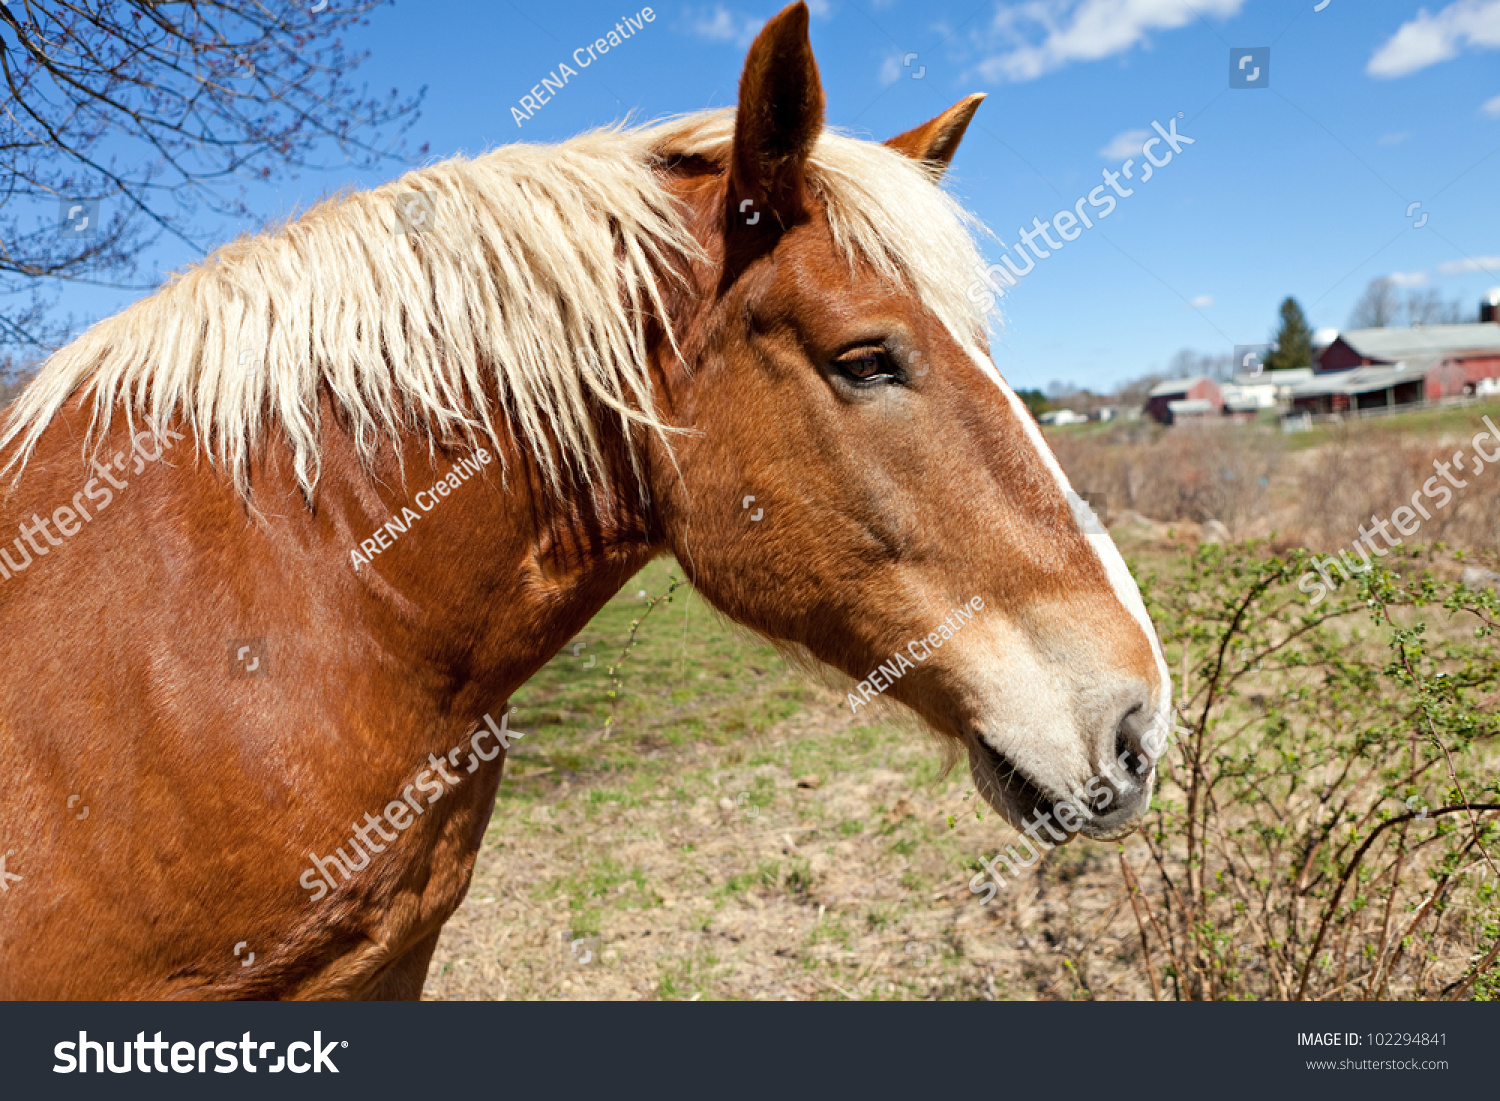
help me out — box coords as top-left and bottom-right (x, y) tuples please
(422, 676), (1157, 1001)
(420, 485), (1500, 1001)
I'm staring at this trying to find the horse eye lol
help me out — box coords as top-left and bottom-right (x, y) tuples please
(834, 347), (897, 383)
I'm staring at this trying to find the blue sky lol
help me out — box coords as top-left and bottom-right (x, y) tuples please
(40, 0), (1500, 394)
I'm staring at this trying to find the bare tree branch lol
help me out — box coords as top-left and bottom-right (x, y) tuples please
(0, 0), (425, 359)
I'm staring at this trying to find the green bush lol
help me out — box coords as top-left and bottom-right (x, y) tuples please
(1128, 542), (1500, 1000)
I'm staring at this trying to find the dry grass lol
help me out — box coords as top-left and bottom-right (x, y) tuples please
(423, 677), (1161, 1001)
(1048, 399), (1500, 564)
(420, 404), (1500, 1000)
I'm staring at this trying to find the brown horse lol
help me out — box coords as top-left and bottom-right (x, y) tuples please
(0, 3), (1168, 999)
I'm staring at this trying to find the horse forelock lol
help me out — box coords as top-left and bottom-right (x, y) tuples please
(655, 110), (992, 354)
(0, 109), (995, 504)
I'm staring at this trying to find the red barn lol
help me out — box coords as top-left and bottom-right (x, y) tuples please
(1316, 320), (1500, 400)
(1144, 376), (1223, 425)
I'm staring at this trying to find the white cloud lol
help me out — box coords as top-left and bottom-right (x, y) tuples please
(1098, 128), (1150, 158)
(1189, 295), (1214, 309)
(1483, 93), (1500, 115)
(1437, 256), (1500, 275)
(1367, 0), (1500, 78)
(974, 0), (1247, 84)
(1377, 131), (1410, 145)
(683, 5), (765, 47)
(879, 52), (904, 86)
(1386, 270), (1429, 287)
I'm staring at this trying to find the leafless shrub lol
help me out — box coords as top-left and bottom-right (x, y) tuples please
(1051, 410), (1500, 558)
(1050, 422), (1281, 530)
(1290, 427), (1500, 555)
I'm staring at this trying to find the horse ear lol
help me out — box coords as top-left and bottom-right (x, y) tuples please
(885, 94), (986, 179)
(728, 2), (824, 234)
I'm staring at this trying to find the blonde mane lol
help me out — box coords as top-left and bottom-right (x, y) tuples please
(0, 109), (991, 498)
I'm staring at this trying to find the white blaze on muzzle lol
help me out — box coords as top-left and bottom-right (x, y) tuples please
(961, 344), (1174, 745)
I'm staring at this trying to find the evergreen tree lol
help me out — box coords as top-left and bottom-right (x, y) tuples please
(1265, 297), (1313, 371)
(1015, 389), (1049, 418)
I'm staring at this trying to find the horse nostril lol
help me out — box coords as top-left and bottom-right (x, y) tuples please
(1113, 705), (1151, 782)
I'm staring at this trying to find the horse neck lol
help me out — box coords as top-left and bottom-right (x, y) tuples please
(314, 393), (662, 715)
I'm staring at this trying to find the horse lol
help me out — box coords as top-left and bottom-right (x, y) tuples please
(0, 2), (1169, 999)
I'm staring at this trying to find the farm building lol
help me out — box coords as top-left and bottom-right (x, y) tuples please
(1288, 364), (1427, 416)
(1310, 305), (1500, 405)
(1221, 367), (1313, 414)
(1144, 376), (1223, 424)
(1166, 397), (1219, 422)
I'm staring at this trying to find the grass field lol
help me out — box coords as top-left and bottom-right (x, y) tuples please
(1040, 394), (1500, 453)
(421, 529), (1500, 1001)
(422, 558), (1154, 1000)
(1278, 396), (1500, 452)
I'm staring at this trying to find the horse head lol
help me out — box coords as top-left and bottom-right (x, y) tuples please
(643, 3), (1172, 842)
